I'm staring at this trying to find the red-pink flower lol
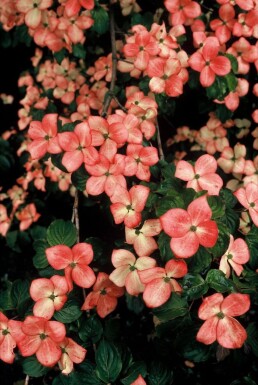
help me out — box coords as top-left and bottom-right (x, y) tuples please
(196, 293), (250, 349)
(58, 337), (86, 375)
(110, 184), (150, 228)
(210, 4), (235, 44)
(219, 235), (250, 278)
(234, 182), (258, 226)
(139, 259), (187, 308)
(58, 122), (99, 172)
(188, 37), (231, 87)
(16, 203), (41, 231)
(124, 144), (159, 182)
(28, 114), (61, 159)
(81, 272), (124, 318)
(16, 0), (53, 29)
(175, 154), (223, 195)
(164, 0), (202, 26)
(17, 316), (66, 367)
(109, 249), (156, 296)
(125, 219), (162, 257)
(160, 196), (218, 258)
(30, 276), (69, 320)
(0, 312), (23, 364)
(64, 0), (94, 18)
(46, 243), (96, 291)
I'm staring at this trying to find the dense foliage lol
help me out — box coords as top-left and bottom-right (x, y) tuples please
(0, 0), (258, 384)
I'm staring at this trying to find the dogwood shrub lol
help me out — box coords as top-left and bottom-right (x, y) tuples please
(0, 0), (258, 384)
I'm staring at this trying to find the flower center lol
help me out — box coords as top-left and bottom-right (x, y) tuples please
(129, 265), (136, 271)
(190, 225), (197, 232)
(100, 288), (107, 295)
(216, 311), (225, 319)
(40, 333), (47, 340)
(2, 329), (9, 336)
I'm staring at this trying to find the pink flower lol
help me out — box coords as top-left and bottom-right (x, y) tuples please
(30, 276), (69, 320)
(139, 259), (187, 308)
(58, 337), (86, 375)
(110, 184), (150, 228)
(196, 293), (250, 349)
(175, 154), (223, 195)
(81, 272), (124, 318)
(46, 243), (96, 291)
(0, 312), (23, 364)
(188, 37), (231, 87)
(28, 114), (61, 159)
(109, 249), (156, 295)
(16, 203), (41, 231)
(219, 235), (250, 278)
(160, 196), (218, 258)
(17, 316), (66, 367)
(234, 182), (258, 226)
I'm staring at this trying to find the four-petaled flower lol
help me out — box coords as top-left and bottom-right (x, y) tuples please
(219, 235), (250, 278)
(196, 293), (250, 349)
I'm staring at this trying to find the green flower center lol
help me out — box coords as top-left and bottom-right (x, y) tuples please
(2, 329), (9, 336)
(40, 333), (47, 340)
(190, 225), (197, 232)
(216, 312), (225, 319)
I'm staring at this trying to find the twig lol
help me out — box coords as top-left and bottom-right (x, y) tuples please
(101, 2), (119, 117)
(156, 119), (165, 161)
(25, 375), (29, 385)
(112, 94), (128, 112)
(72, 189), (80, 243)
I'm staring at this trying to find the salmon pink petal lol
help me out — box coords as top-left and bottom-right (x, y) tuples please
(65, 0), (81, 16)
(230, 238), (250, 264)
(170, 231), (199, 258)
(33, 298), (55, 320)
(48, 137), (62, 154)
(175, 160), (195, 181)
(22, 316), (45, 336)
(210, 56), (231, 76)
(198, 293), (223, 319)
(72, 265), (96, 288)
(165, 259), (188, 278)
(28, 140), (48, 159)
(42, 114), (58, 137)
(134, 234), (158, 257)
(160, 209), (191, 238)
(147, 58), (165, 77)
(221, 293), (250, 317)
(217, 316), (247, 348)
(72, 243), (93, 264)
(135, 256), (156, 270)
(234, 187), (249, 208)
(196, 220), (218, 247)
(228, 260), (243, 276)
(46, 245), (72, 270)
(105, 175), (126, 197)
(0, 334), (16, 363)
(30, 278), (53, 301)
(18, 335), (41, 356)
(246, 182), (258, 203)
(196, 316), (219, 345)
(202, 40), (219, 61)
(124, 211), (142, 228)
(135, 51), (149, 71)
(36, 338), (61, 367)
(123, 43), (139, 57)
(149, 77), (165, 93)
(109, 265), (130, 287)
(188, 196), (212, 226)
(96, 295), (117, 318)
(199, 174), (223, 195)
(28, 121), (45, 139)
(139, 267), (165, 285)
(58, 132), (79, 152)
(111, 249), (136, 267)
(219, 255), (231, 278)
(62, 151), (83, 172)
(125, 270), (145, 295)
(188, 52), (205, 72)
(86, 176), (106, 195)
(200, 66), (215, 87)
(143, 278), (171, 308)
(100, 139), (118, 162)
(141, 219), (162, 236)
(165, 75), (183, 97)
(25, 8), (41, 29)
(109, 123), (128, 145)
(80, 0), (94, 10)
(130, 185), (150, 212)
(195, 154), (217, 175)
(46, 321), (66, 342)
(110, 203), (128, 225)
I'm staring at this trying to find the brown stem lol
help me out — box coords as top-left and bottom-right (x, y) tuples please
(101, 2), (119, 117)
(72, 189), (80, 243)
(156, 119), (165, 161)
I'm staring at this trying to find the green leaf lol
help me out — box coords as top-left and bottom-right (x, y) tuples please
(209, 223), (230, 258)
(0, 282), (14, 311)
(152, 294), (188, 322)
(95, 340), (122, 383)
(221, 207), (239, 234)
(158, 232), (174, 262)
(59, 121), (79, 133)
(215, 104), (233, 123)
(91, 7), (109, 35)
(72, 43), (86, 59)
(231, 377), (258, 385)
(84, 237), (109, 266)
(139, 76), (150, 94)
(187, 247), (212, 274)
(225, 53), (238, 74)
(54, 48), (66, 65)
(125, 293), (145, 314)
(131, 12), (154, 30)
(77, 361), (104, 385)
(33, 239), (49, 269)
(47, 219), (77, 247)
(155, 194), (185, 216)
(148, 361), (173, 385)
(53, 374), (74, 385)
(54, 300), (82, 323)
(225, 72), (238, 92)
(51, 153), (69, 173)
(11, 280), (30, 314)
(121, 362), (147, 385)
(71, 166), (88, 191)
(22, 356), (49, 377)
(245, 226), (258, 269)
(29, 226), (47, 240)
(79, 315), (103, 343)
(182, 274), (208, 300)
(206, 269), (234, 292)
(246, 322), (258, 358)
(104, 318), (121, 341)
(207, 195), (225, 219)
